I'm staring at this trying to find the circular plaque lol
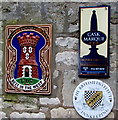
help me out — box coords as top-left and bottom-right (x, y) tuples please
(73, 79), (114, 119)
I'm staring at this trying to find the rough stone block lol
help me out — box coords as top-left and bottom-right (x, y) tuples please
(17, 95), (27, 102)
(0, 112), (6, 119)
(0, 80), (2, 94)
(0, 50), (3, 67)
(62, 70), (80, 107)
(3, 102), (13, 109)
(105, 112), (114, 119)
(53, 70), (59, 79)
(12, 103), (37, 111)
(69, 23), (79, 32)
(53, 85), (57, 90)
(55, 37), (78, 49)
(56, 51), (78, 66)
(0, 21), (2, 34)
(51, 107), (81, 118)
(10, 112), (45, 119)
(51, 107), (67, 118)
(0, 97), (2, 111)
(40, 97), (60, 105)
(30, 112), (45, 118)
(67, 108), (82, 118)
(18, 96), (38, 104)
(40, 107), (49, 113)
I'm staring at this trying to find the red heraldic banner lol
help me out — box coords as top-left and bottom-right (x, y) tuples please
(5, 25), (52, 94)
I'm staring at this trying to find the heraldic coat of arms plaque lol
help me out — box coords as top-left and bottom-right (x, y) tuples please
(5, 25), (52, 94)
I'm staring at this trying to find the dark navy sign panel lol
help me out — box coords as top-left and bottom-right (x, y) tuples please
(78, 6), (110, 78)
(82, 31), (106, 45)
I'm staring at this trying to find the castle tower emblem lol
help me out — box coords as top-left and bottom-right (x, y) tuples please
(5, 25), (52, 94)
(17, 33), (40, 78)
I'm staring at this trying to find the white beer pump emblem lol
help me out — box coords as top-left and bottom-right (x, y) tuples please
(73, 79), (114, 119)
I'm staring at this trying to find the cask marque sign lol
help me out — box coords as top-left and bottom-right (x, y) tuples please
(79, 6), (110, 77)
(5, 25), (52, 94)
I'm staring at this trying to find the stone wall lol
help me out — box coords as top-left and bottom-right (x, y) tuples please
(0, 1), (117, 119)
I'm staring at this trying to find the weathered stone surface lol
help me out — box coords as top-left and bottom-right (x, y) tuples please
(0, 51), (3, 68)
(0, 21), (2, 41)
(55, 37), (78, 49)
(68, 7), (74, 16)
(51, 107), (67, 118)
(105, 112), (114, 119)
(0, 12), (2, 21)
(0, 112), (6, 119)
(111, 13), (118, 24)
(40, 107), (49, 113)
(3, 96), (38, 111)
(30, 112), (45, 118)
(51, 107), (81, 118)
(40, 97), (60, 105)
(17, 95), (27, 102)
(18, 96), (38, 104)
(0, 97), (2, 111)
(53, 85), (58, 90)
(55, 51), (78, 66)
(62, 70), (79, 107)
(12, 103), (37, 111)
(3, 94), (18, 102)
(0, 80), (2, 94)
(67, 108), (82, 118)
(44, 3), (66, 33)
(69, 23), (79, 32)
(53, 70), (59, 79)
(10, 112), (30, 118)
(10, 112), (45, 118)
(110, 24), (117, 36)
(3, 102), (13, 109)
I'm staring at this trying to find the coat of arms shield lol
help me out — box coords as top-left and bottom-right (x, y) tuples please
(84, 91), (103, 109)
(5, 25), (52, 94)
